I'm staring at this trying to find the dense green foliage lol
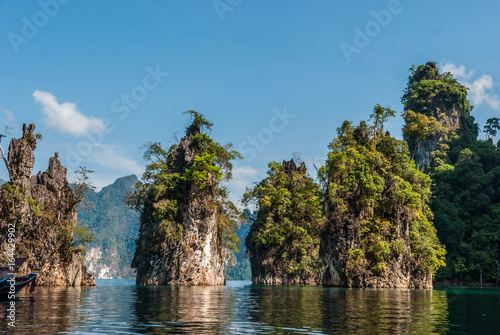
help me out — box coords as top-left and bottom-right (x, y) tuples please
(244, 160), (324, 278)
(403, 62), (500, 284)
(401, 62), (473, 161)
(321, 106), (446, 282)
(402, 110), (443, 160)
(429, 118), (500, 282)
(484, 117), (500, 140)
(127, 111), (242, 257)
(77, 175), (140, 278)
(402, 62), (472, 119)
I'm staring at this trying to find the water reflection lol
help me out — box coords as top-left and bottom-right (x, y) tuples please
(132, 285), (231, 333)
(7, 280), (500, 334)
(1, 286), (89, 334)
(247, 285), (324, 332)
(320, 289), (449, 334)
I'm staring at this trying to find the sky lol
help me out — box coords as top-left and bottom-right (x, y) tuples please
(0, 0), (499, 204)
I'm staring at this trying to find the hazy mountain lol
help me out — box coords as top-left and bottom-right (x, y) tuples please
(78, 175), (140, 279)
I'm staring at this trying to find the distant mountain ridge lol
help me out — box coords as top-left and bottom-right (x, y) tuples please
(78, 174), (140, 279)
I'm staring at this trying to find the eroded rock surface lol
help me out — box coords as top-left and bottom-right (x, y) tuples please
(132, 132), (225, 286)
(0, 123), (95, 286)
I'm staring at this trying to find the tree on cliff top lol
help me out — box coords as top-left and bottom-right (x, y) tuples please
(126, 111), (242, 256)
(402, 61), (472, 119)
(244, 159), (324, 282)
(320, 105), (446, 287)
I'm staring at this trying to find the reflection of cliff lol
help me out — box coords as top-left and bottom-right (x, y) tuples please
(247, 285), (324, 330)
(0, 123), (94, 286)
(0, 286), (86, 333)
(0, 283), (458, 333)
(321, 289), (449, 333)
(132, 285), (231, 333)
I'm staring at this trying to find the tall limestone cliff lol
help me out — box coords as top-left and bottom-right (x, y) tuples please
(0, 123), (95, 286)
(244, 159), (324, 285)
(321, 107), (445, 289)
(130, 111), (240, 286)
(402, 62), (472, 169)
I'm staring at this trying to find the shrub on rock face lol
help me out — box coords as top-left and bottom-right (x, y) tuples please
(401, 62), (472, 169)
(244, 159), (324, 285)
(320, 105), (446, 289)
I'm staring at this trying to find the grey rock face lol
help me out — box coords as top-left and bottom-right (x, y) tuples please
(0, 123), (95, 286)
(411, 106), (461, 170)
(132, 134), (225, 286)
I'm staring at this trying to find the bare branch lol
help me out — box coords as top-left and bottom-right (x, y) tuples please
(0, 126), (13, 170)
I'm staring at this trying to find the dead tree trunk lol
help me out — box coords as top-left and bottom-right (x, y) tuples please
(0, 126), (13, 170)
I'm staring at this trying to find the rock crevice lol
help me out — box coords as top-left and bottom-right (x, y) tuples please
(0, 123), (95, 286)
(132, 132), (225, 286)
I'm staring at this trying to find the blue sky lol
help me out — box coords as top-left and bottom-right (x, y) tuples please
(1, 0), (499, 203)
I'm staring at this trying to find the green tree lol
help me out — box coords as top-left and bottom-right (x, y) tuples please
(244, 159), (324, 281)
(484, 117), (500, 140)
(60, 167), (96, 259)
(404, 63), (500, 284)
(430, 131), (500, 283)
(127, 111), (242, 258)
(370, 104), (395, 149)
(321, 106), (445, 287)
(73, 166), (96, 209)
(402, 61), (471, 120)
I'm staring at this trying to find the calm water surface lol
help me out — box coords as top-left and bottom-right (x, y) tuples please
(1, 280), (500, 334)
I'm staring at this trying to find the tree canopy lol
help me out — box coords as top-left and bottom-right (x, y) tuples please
(321, 105), (445, 286)
(402, 62), (472, 119)
(244, 159), (324, 280)
(127, 111), (242, 256)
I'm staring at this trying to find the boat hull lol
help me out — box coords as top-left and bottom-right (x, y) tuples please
(0, 273), (37, 298)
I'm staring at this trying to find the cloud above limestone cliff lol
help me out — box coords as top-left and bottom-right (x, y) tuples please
(227, 165), (261, 206)
(89, 143), (143, 176)
(441, 63), (500, 111)
(33, 90), (106, 137)
(1, 109), (15, 124)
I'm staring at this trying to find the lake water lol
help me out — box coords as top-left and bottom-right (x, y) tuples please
(1, 279), (500, 334)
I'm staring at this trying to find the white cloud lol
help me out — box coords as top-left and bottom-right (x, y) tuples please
(231, 165), (260, 190)
(1, 110), (15, 125)
(33, 90), (106, 137)
(441, 63), (474, 80)
(88, 143), (144, 176)
(441, 63), (500, 111)
(467, 74), (500, 111)
(227, 165), (261, 206)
